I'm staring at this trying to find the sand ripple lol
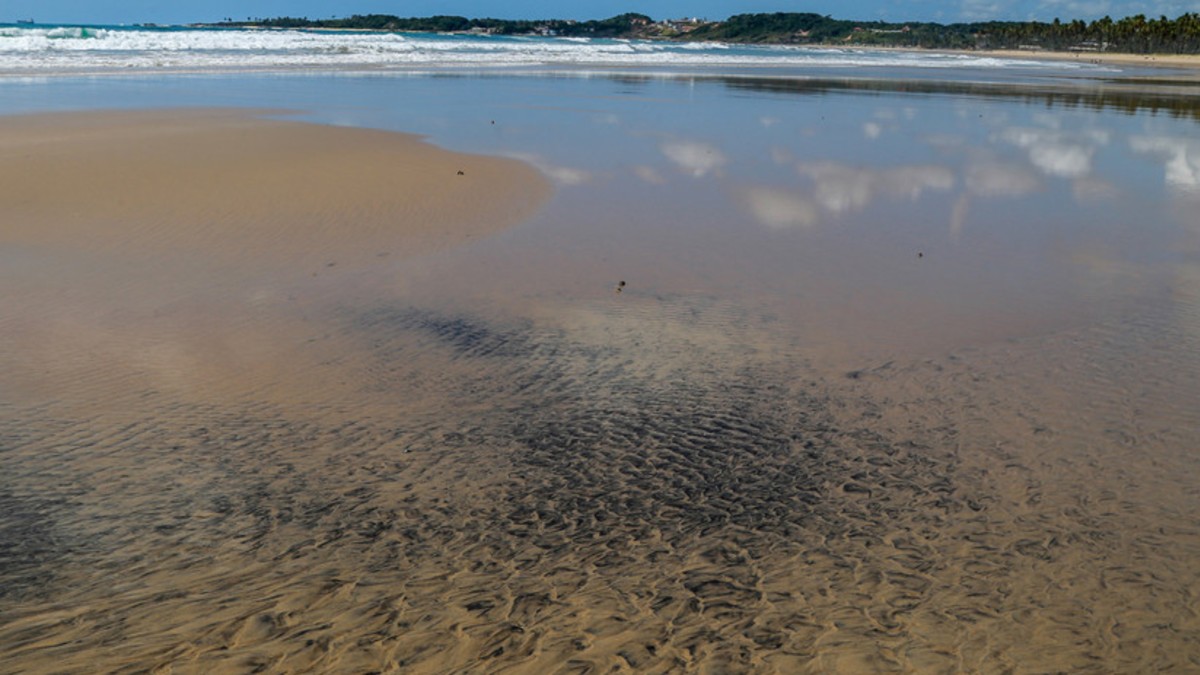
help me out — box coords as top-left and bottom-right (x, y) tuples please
(3, 294), (1198, 672)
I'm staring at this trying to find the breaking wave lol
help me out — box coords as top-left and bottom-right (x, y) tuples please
(0, 23), (1099, 74)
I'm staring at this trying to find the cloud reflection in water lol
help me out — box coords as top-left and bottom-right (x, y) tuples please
(741, 187), (819, 230)
(740, 162), (955, 231)
(1130, 135), (1200, 197)
(661, 140), (726, 178)
(508, 152), (594, 186)
(796, 162), (955, 215)
(998, 127), (1110, 179)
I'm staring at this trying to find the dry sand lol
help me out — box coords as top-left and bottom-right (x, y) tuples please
(2, 109), (1199, 673)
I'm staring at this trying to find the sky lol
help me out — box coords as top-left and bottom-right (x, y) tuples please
(5, 0), (1199, 26)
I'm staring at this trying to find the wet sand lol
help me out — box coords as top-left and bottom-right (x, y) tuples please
(2, 108), (1200, 673)
(0, 109), (550, 405)
(0, 108), (548, 269)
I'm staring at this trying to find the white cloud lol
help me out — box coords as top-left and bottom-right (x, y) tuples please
(796, 162), (955, 214)
(1166, 151), (1200, 191)
(880, 166), (957, 199)
(661, 140), (726, 178)
(1130, 135), (1200, 196)
(507, 152), (592, 186)
(998, 126), (1109, 179)
(742, 187), (819, 230)
(863, 122), (883, 140)
(1030, 143), (1093, 178)
(798, 163), (874, 213)
(544, 166), (592, 186)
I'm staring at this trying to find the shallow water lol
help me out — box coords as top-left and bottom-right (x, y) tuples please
(2, 68), (1200, 672)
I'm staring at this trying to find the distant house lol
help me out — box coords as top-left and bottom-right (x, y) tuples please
(661, 18), (703, 33)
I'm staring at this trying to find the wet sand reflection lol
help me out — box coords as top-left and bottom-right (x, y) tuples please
(2, 90), (1200, 672)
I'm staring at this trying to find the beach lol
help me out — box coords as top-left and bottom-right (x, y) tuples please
(974, 48), (1200, 71)
(2, 40), (1200, 673)
(0, 108), (549, 405)
(842, 44), (1200, 72)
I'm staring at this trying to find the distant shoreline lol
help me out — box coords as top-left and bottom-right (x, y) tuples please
(811, 43), (1200, 72)
(185, 21), (1200, 70)
(10, 19), (1200, 75)
(196, 22), (1200, 72)
(200, 11), (1200, 57)
(944, 47), (1200, 71)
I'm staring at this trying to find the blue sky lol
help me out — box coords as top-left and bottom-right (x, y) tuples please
(6, 0), (1199, 26)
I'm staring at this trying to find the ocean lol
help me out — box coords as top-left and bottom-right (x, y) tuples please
(1, 22), (1116, 74)
(2, 22), (1200, 673)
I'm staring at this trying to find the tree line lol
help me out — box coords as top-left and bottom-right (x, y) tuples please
(217, 12), (1200, 54)
(222, 13), (654, 39)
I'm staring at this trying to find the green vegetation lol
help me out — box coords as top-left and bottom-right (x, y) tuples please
(970, 14), (1200, 52)
(217, 11), (1200, 54)
(229, 13), (654, 39)
(684, 13), (977, 48)
(677, 12), (1200, 53)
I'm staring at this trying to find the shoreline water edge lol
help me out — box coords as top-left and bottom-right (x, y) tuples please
(5, 22), (1200, 77)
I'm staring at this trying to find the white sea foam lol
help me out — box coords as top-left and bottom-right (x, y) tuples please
(0, 24), (1100, 74)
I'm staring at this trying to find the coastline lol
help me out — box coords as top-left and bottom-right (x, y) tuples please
(785, 41), (1200, 72)
(188, 21), (1200, 71)
(959, 47), (1200, 71)
(8, 21), (1200, 79)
